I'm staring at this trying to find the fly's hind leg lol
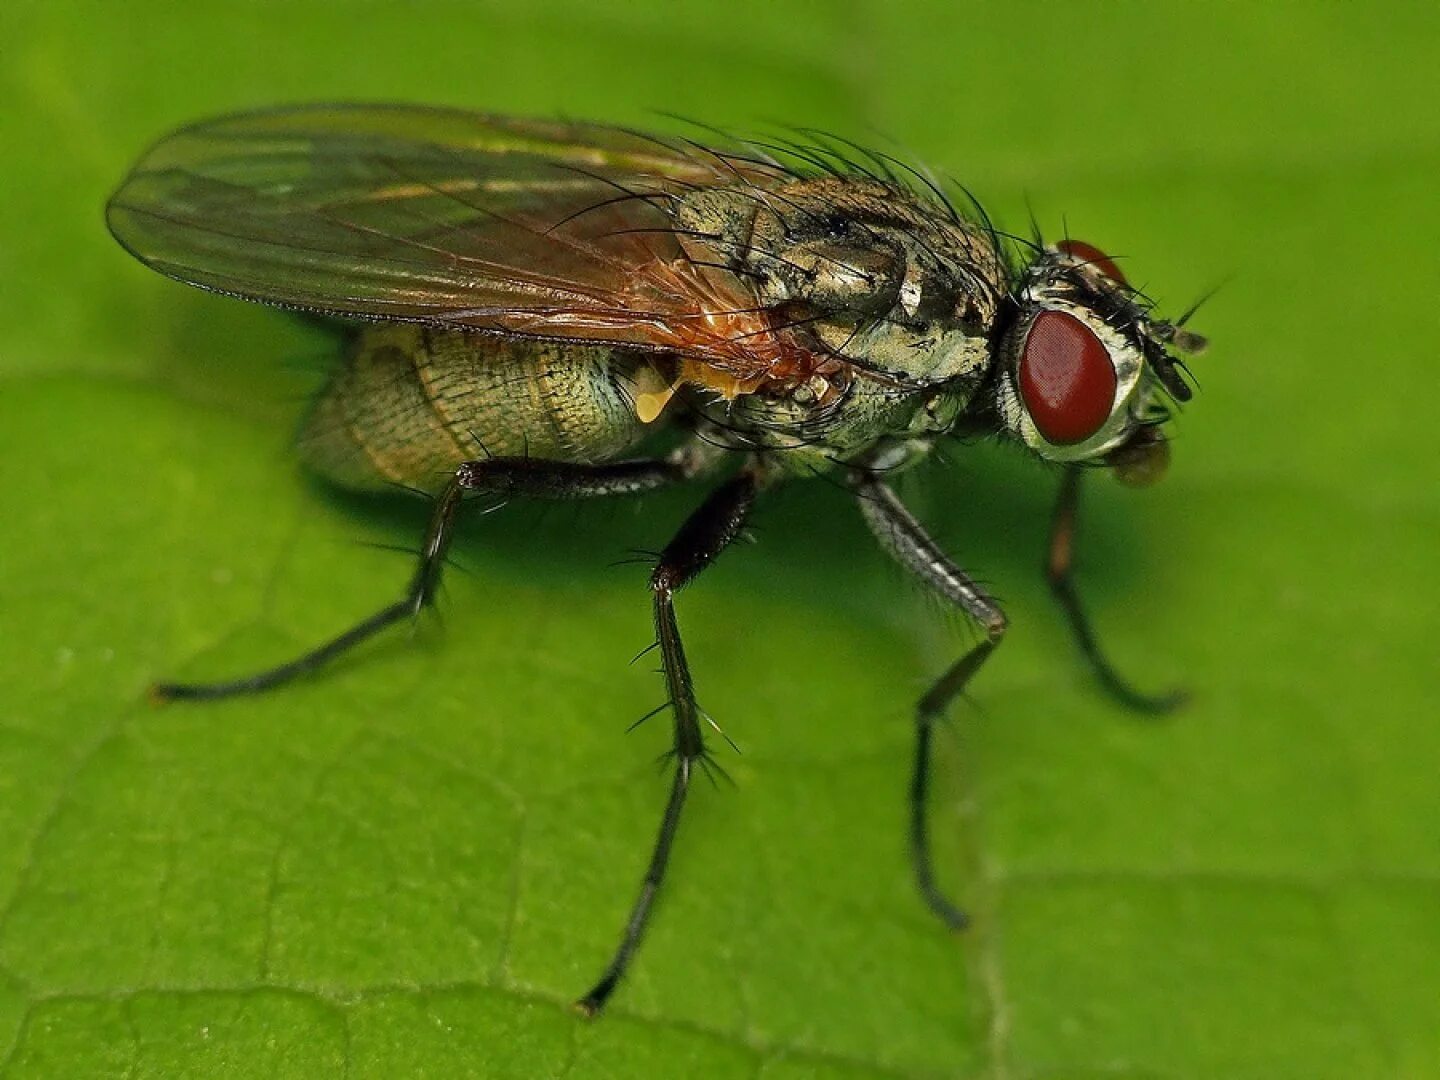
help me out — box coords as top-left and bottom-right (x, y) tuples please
(853, 473), (1007, 931)
(1046, 465), (1185, 713)
(576, 469), (758, 1017)
(151, 454), (701, 702)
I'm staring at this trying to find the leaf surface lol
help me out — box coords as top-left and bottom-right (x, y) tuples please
(1, 3), (1436, 1077)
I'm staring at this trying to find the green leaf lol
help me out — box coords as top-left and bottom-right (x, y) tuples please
(2, 2), (1436, 1077)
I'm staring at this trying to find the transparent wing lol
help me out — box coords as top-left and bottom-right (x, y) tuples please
(107, 104), (810, 378)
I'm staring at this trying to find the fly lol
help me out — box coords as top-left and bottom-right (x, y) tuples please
(107, 104), (1209, 1015)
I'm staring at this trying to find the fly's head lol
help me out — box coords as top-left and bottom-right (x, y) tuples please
(994, 240), (1208, 486)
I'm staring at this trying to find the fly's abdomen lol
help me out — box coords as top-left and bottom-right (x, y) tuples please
(299, 324), (654, 492)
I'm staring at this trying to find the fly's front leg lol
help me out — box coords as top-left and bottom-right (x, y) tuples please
(151, 453), (701, 702)
(853, 474), (1006, 931)
(1046, 465), (1185, 713)
(576, 469), (758, 1016)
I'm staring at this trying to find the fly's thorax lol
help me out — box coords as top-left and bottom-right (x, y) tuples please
(298, 324), (659, 493)
(673, 178), (1010, 387)
(695, 367), (974, 476)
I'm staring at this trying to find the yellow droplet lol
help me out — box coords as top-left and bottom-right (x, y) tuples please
(629, 362), (677, 423)
(635, 386), (675, 424)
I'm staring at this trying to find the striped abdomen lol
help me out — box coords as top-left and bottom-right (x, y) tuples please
(299, 324), (657, 493)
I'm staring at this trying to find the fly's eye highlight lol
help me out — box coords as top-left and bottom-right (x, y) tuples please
(1019, 310), (1117, 445)
(1056, 239), (1127, 285)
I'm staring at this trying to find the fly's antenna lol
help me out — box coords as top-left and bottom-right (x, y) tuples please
(1174, 277), (1229, 333)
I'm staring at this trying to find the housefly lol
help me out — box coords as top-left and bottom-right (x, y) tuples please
(107, 104), (1208, 1015)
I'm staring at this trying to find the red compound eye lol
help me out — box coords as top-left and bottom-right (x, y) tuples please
(1019, 310), (1117, 445)
(1056, 239), (1127, 285)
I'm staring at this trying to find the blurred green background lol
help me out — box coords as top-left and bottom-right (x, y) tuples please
(2, 2), (1438, 1077)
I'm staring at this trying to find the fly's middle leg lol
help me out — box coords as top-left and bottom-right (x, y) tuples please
(853, 473), (1007, 930)
(150, 453), (701, 702)
(576, 469), (759, 1016)
(1046, 464), (1185, 713)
